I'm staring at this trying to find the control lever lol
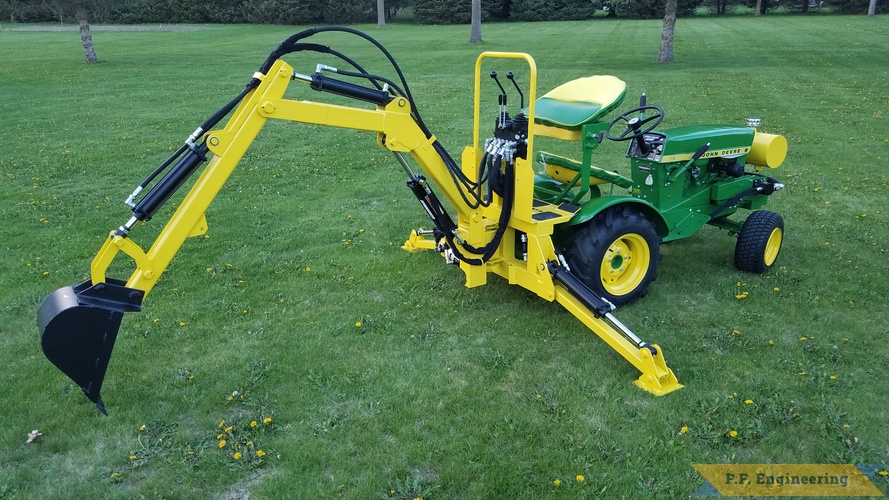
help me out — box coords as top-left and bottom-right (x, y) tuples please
(506, 71), (524, 109)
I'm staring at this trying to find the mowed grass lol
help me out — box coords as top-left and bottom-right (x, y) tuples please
(1, 16), (887, 498)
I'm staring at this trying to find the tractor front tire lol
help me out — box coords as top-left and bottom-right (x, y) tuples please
(563, 206), (660, 307)
(734, 210), (784, 273)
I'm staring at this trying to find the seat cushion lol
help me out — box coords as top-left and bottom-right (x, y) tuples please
(533, 75), (627, 130)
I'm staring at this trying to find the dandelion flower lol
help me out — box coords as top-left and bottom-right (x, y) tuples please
(256, 450), (266, 457)
(224, 426), (233, 433)
(219, 440), (227, 448)
(576, 475), (585, 482)
(729, 430), (738, 438)
(355, 321), (362, 328)
(219, 420), (225, 428)
(843, 424), (850, 429)
(139, 425), (145, 432)
(179, 322), (186, 327)
(680, 426), (688, 434)
(878, 470), (888, 477)
(830, 375), (837, 380)
(800, 337), (807, 341)
(263, 417), (272, 424)
(744, 399), (753, 404)
(129, 455), (137, 460)
(233, 452), (242, 460)
(227, 395), (234, 401)
(553, 479), (561, 486)
(250, 420), (257, 428)
(768, 340), (774, 345)
(217, 433), (224, 439)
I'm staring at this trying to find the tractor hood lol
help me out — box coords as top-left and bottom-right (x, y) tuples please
(656, 125), (754, 163)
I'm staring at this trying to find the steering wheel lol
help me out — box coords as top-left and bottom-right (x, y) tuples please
(605, 106), (665, 142)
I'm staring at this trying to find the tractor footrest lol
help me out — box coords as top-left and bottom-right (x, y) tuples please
(531, 199), (578, 223)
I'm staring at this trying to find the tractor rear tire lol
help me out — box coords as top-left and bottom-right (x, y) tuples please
(734, 210), (784, 273)
(563, 205), (660, 307)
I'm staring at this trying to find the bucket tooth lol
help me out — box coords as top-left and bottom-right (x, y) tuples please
(38, 279), (143, 413)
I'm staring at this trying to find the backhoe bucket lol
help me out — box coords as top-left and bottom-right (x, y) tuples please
(38, 279), (143, 414)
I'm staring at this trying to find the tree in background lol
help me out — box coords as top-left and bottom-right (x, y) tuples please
(868, 0), (877, 15)
(377, 0), (385, 27)
(656, 0), (677, 62)
(470, 0), (482, 44)
(74, 0), (97, 63)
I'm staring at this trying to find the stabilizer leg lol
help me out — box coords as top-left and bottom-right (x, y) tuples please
(548, 262), (682, 395)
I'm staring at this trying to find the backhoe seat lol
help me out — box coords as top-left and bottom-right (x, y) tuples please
(533, 75), (627, 130)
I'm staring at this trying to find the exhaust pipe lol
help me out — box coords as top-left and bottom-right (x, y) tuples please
(38, 278), (143, 414)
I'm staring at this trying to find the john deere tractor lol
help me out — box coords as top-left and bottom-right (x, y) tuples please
(38, 27), (786, 413)
(529, 77), (787, 306)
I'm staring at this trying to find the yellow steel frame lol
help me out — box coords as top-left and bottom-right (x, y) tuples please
(87, 55), (681, 395)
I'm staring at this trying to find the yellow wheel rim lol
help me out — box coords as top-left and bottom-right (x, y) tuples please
(599, 233), (651, 296)
(764, 227), (783, 266)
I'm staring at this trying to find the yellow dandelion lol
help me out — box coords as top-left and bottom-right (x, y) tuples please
(732, 329), (741, 335)
(536, 394), (542, 399)
(728, 395), (734, 399)
(246, 441), (253, 447)
(576, 475), (585, 482)
(744, 399), (753, 404)
(843, 424), (850, 429)
(729, 430), (738, 438)
(256, 449), (266, 457)
(250, 420), (257, 428)
(153, 318), (159, 323)
(227, 395), (234, 401)
(219, 440), (227, 448)
(768, 340), (774, 345)
(179, 321), (186, 327)
(217, 433), (224, 439)
(129, 455), (137, 460)
(830, 375), (837, 380)
(355, 321), (362, 328)
(773, 287), (780, 292)
(233, 452), (242, 460)
(680, 426), (688, 434)
(139, 425), (145, 432)
(553, 479), (561, 487)
(111, 472), (120, 478)
(224, 426), (233, 433)
(263, 417), (272, 424)
(305, 267), (311, 272)
(800, 336), (807, 341)
(799, 371), (807, 376)
(735, 291), (749, 299)
(878, 470), (888, 477)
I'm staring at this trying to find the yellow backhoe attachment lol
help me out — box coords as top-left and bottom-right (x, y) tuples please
(39, 28), (680, 413)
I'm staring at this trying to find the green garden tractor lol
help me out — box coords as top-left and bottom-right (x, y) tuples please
(529, 76), (787, 306)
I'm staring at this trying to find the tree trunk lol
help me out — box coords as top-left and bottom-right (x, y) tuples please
(868, 0), (877, 15)
(656, 0), (677, 63)
(755, 0), (763, 15)
(470, 0), (482, 44)
(77, 6), (97, 63)
(377, 0), (385, 27)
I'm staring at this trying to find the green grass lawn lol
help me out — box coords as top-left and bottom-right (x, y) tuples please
(1, 16), (887, 499)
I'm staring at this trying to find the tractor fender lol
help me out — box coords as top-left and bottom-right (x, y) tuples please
(562, 196), (670, 237)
